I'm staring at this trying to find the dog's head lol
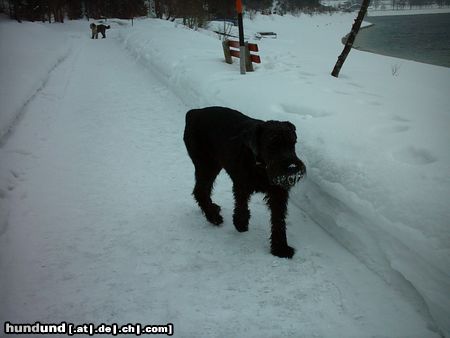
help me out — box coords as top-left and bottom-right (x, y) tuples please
(90, 23), (96, 30)
(242, 120), (306, 188)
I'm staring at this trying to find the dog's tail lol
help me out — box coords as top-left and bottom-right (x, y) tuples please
(105, 25), (111, 29)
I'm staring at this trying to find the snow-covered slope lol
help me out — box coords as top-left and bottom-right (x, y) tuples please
(0, 13), (449, 337)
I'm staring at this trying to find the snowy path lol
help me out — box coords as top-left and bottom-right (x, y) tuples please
(0, 27), (438, 337)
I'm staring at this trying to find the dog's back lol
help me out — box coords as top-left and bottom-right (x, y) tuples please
(97, 24), (110, 33)
(185, 107), (253, 162)
(98, 24), (110, 30)
(184, 106), (259, 149)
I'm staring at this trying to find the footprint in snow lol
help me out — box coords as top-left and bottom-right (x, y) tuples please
(347, 82), (363, 89)
(392, 146), (437, 165)
(298, 71), (315, 77)
(372, 124), (410, 135)
(392, 115), (410, 123)
(272, 104), (332, 119)
(334, 90), (350, 96)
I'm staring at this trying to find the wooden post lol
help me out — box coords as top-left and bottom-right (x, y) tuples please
(244, 42), (254, 72)
(331, 0), (371, 78)
(222, 40), (232, 64)
(222, 40), (260, 70)
(236, 0), (246, 75)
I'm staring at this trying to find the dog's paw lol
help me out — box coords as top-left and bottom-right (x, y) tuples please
(234, 223), (248, 232)
(233, 215), (249, 232)
(271, 245), (295, 259)
(206, 213), (223, 226)
(205, 203), (223, 226)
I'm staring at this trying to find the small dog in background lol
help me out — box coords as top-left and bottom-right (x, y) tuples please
(90, 23), (110, 39)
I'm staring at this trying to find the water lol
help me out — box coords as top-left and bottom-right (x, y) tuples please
(354, 13), (450, 68)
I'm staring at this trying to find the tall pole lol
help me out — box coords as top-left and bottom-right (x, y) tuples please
(236, 0), (246, 75)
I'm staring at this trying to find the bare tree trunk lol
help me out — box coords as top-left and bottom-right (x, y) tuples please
(331, 0), (371, 78)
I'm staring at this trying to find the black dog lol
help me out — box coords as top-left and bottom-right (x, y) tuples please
(183, 106), (306, 258)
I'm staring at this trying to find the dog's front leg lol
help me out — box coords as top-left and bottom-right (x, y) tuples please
(232, 185), (251, 232)
(266, 188), (295, 258)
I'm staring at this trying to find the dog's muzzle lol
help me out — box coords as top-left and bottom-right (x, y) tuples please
(272, 164), (306, 188)
(272, 171), (305, 187)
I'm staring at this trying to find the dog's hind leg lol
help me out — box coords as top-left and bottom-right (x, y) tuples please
(184, 117), (223, 226)
(193, 163), (223, 225)
(232, 185), (251, 232)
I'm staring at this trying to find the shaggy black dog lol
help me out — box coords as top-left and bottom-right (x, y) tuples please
(183, 106), (306, 258)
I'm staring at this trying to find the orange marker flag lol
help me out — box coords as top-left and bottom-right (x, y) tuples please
(236, 0), (243, 14)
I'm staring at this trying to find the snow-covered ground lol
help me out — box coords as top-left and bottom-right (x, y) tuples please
(0, 13), (449, 337)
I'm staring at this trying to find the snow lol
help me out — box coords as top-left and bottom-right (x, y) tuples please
(0, 12), (449, 338)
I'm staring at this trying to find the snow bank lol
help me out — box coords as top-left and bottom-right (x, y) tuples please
(0, 16), (71, 140)
(117, 14), (450, 336)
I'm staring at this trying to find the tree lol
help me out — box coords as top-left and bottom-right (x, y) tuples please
(331, 0), (370, 78)
(178, 0), (207, 29)
(3, 0), (148, 22)
(244, 0), (272, 12)
(208, 0), (234, 19)
(66, 0), (82, 19)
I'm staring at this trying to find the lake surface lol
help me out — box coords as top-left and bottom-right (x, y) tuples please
(354, 13), (450, 68)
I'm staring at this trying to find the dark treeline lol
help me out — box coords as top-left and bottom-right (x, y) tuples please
(153, 0), (324, 28)
(275, 0), (324, 13)
(0, 0), (147, 22)
(1, 0), (329, 24)
(153, 0), (237, 27)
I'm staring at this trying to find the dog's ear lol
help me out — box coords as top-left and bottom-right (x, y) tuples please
(285, 122), (297, 143)
(241, 124), (261, 156)
(285, 122), (296, 133)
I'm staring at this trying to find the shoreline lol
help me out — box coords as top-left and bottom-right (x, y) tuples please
(368, 7), (450, 16)
(351, 44), (450, 68)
